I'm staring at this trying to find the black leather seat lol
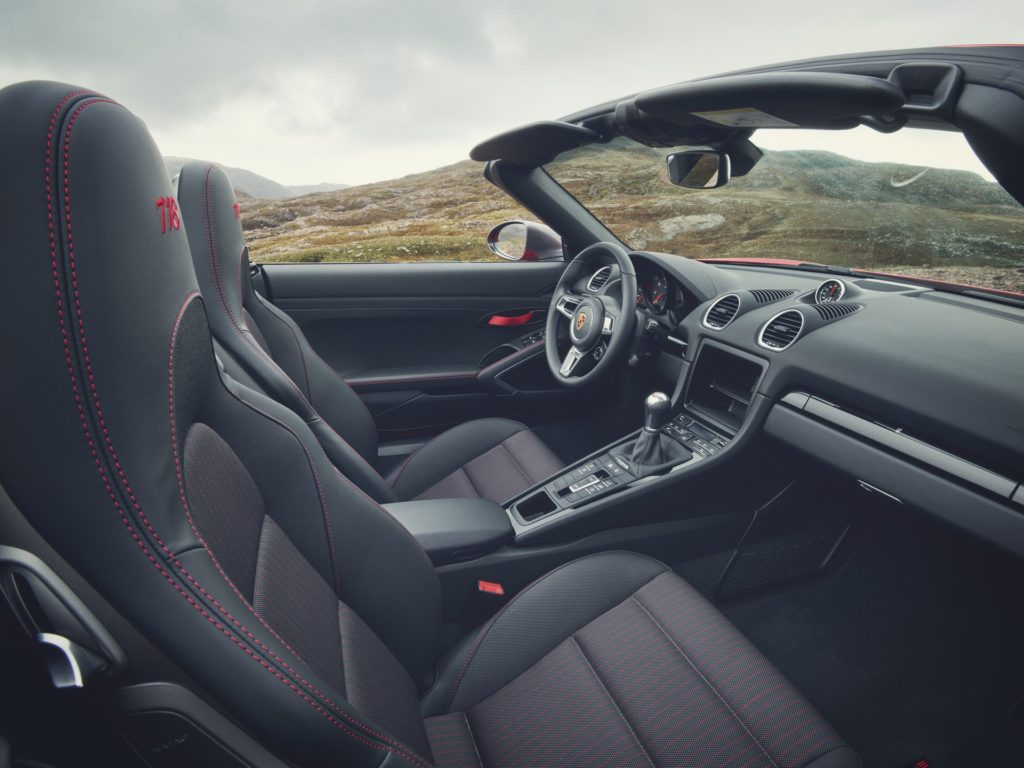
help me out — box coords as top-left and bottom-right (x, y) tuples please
(174, 162), (563, 505)
(0, 82), (860, 768)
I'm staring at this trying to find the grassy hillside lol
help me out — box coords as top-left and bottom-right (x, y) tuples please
(239, 160), (529, 264)
(239, 143), (1024, 293)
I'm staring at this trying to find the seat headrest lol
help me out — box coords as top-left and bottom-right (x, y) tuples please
(0, 81), (204, 545)
(176, 161), (249, 332)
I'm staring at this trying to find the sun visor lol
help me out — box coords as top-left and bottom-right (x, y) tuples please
(634, 72), (905, 131)
(470, 121), (601, 164)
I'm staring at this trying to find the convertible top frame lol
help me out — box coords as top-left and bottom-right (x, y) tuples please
(475, 46), (1024, 245)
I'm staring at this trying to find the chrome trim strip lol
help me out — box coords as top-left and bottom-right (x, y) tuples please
(555, 294), (580, 318)
(787, 392), (1020, 499)
(36, 633), (85, 688)
(857, 479), (903, 505)
(559, 346), (583, 376)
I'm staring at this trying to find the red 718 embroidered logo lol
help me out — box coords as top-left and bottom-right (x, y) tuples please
(156, 196), (181, 234)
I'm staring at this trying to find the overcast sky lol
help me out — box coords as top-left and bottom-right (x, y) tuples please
(1, 1), (1020, 186)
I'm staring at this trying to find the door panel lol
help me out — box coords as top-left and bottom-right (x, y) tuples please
(264, 262), (559, 375)
(260, 261), (594, 438)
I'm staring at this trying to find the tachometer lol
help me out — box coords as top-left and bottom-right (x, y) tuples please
(643, 271), (669, 312)
(814, 279), (846, 304)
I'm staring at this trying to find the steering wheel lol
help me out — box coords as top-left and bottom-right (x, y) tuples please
(545, 242), (638, 388)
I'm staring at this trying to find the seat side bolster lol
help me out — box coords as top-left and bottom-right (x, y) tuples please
(805, 746), (863, 768)
(388, 419), (530, 500)
(421, 551), (668, 716)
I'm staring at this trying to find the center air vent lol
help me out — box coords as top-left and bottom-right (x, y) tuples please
(749, 289), (795, 304)
(811, 302), (862, 321)
(587, 266), (612, 292)
(703, 294), (741, 329)
(758, 310), (804, 351)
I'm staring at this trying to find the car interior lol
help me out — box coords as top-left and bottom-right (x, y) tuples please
(1, 45), (1023, 768)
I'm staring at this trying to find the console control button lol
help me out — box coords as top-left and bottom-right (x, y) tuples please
(568, 475), (600, 493)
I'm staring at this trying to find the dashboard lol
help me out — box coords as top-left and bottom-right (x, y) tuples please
(573, 249), (1024, 556)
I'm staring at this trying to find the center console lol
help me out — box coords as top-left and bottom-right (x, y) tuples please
(508, 340), (767, 529)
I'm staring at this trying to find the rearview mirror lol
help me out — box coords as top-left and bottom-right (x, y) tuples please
(487, 220), (564, 262)
(666, 150), (731, 189)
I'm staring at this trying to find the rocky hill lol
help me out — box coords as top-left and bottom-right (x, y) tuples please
(164, 157), (348, 199)
(239, 159), (531, 264)
(237, 143), (1024, 293)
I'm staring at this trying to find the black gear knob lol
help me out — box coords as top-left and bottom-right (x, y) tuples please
(643, 391), (671, 432)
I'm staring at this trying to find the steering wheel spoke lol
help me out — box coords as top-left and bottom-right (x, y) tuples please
(599, 295), (620, 336)
(559, 347), (584, 377)
(555, 292), (582, 319)
(602, 309), (618, 336)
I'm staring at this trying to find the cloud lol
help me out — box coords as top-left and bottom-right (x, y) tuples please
(1, 0), (1020, 184)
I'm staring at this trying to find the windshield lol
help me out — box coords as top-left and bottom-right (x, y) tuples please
(545, 128), (1024, 295)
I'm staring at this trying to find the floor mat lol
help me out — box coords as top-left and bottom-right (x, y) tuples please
(718, 502), (1024, 767)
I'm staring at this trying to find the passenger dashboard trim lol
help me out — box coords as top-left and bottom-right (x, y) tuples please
(786, 392), (1020, 500)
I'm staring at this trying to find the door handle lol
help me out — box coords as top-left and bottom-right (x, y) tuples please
(486, 310), (534, 327)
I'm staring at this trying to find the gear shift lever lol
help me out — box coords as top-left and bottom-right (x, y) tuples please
(643, 392), (672, 432)
(611, 391), (692, 477)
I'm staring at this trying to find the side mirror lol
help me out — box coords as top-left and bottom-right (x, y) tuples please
(666, 150), (730, 189)
(487, 220), (564, 262)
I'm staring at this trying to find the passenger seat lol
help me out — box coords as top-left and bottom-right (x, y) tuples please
(175, 162), (564, 505)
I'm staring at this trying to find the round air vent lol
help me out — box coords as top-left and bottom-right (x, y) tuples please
(758, 309), (804, 351)
(587, 266), (612, 292)
(702, 294), (741, 330)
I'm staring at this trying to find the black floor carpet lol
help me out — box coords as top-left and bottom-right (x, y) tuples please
(693, 503), (1024, 767)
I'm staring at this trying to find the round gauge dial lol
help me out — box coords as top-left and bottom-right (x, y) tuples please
(814, 279), (846, 304)
(643, 271), (669, 312)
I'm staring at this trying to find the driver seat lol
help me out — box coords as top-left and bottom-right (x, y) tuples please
(175, 162), (563, 504)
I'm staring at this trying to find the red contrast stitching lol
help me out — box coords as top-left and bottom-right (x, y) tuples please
(167, 295), (323, 660)
(201, 165), (311, 408)
(476, 340), (545, 379)
(222, 391), (343, 596)
(51, 99), (429, 768)
(248, 297), (386, 490)
(253, 292), (314, 400)
(201, 169), (387, 497)
(442, 553), (666, 714)
(388, 420), (528, 496)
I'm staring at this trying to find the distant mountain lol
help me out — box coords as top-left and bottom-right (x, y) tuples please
(163, 156), (348, 199)
(287, 182), (352, 196)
